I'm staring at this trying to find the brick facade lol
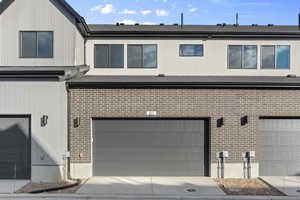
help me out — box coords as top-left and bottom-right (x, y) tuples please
(69, 89), (300, 164)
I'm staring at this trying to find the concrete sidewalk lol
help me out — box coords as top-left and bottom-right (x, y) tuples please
(0, 180), (29, 194)
(261, 177), (300, 197)
(0, 194), (298, 200)
(77, 177), (224, 196)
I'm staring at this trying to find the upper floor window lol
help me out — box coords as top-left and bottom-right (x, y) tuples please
(228, 45), (257, 69)
(179, 44), (203, 56)
(20, 31), (53, 58)
(94, 44), (124, 68)
(127, 44), (157, 68)
(261, 45), (290, 69)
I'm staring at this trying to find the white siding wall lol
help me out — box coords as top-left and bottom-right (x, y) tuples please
(0, 81), (68, 182)
(0, 0), (84, 66)
(86, 39), (300, 76)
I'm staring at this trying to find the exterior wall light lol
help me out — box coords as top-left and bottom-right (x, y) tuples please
(74, 117), (80, 128)
(217, 118), (224, 128)
(241, 116), (248, 126)
(41, 115), (48, 127)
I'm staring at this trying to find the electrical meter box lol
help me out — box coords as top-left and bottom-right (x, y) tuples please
(217, 151), (229, 158)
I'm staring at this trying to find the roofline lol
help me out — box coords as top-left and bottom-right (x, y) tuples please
(85, 33), (300, 39)
(56, 0), (89, 36)
(67, 81), (300, 89)
(2, 1), (300, 39)
(0, 0), (14, 15)
(85, 26), (300, 39)
(0, 0), (89, 37)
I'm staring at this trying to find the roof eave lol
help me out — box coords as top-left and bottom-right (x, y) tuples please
(67, 82), (300, 89)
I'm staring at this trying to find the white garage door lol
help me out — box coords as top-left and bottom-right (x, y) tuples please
(259, 118), (300, 176)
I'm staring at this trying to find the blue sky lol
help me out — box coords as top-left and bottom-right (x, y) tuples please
(66, 0), (300, 25)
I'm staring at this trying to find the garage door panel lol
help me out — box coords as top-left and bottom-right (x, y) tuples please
(97, 133), (203, 147)
(0, 117), (30, 179)
(259, 119), (300, 176)
(94, 147), (204, 162)
(93, 119), (206, 176)
(93, 161), (204, 176)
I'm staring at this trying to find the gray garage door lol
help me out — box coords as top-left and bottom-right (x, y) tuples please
(93, 119), (207, 176)
(0, 116), (31, 179)
(259, 118), (300, 176)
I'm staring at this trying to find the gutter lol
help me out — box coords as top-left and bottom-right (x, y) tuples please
(67, 82), (300, 90)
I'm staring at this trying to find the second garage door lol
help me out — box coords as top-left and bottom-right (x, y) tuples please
(259, 118), (300, 176)
(92, 119), (208, 176)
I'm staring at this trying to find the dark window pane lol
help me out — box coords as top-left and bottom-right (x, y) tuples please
(228, 45), (242, 69)
(37, 32), (53, 58)
(276, 45), (290, 69)
(128, 45), (142, 68)
(261, 46), (275, 69)
(180, 45), (203, 56)
(21, 32), (37, 58)
(95, 45), (109, 68)
(143, 45), (157, 68)
(110, 45), (124, 68)
(243, 45), (257, 69)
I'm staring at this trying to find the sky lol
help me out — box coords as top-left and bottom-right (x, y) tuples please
(66, 0), (300, 25)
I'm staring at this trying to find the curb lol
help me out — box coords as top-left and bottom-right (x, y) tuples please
(0, 194), (299, 200)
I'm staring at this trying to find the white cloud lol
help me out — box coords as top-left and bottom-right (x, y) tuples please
(90, 5), (102, 12)
(141, 10), (151, 15)
(119, 19), (136, 25)
(101, 4), (114, 14)
(142, 21), (157, 25)
(120, 9), (137, 15)
(156, 9), (169, 16)
(189, 8), (197, 12)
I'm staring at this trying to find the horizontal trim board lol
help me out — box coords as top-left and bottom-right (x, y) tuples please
(32, 164), (63, 167)
(0, 78), (60, 81)
(92, 117), (210, 120)
(259, 116), (300, 119)
(0, 71), (65, 76)
(67, 83), (300, 90)
(0, 114), (30, 118)
(86, 34), (300, 39)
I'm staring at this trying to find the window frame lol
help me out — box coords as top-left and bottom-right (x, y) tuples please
(227, 45), (258, 69)
(94, 44), (124, 68)
(19, 31), (54, 59)
(179, 44), (204, 57)
(127, 44), (158, 69)
(261, 45), (291, 70)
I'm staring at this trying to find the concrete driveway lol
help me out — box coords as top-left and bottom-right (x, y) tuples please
(0, 180), (29, 194)
(77, 177), (225, 196)
(261, 176), (300, 196)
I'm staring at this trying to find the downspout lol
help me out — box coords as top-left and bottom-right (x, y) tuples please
(66, 83), (71, 180)
(84, 38), (87, 66)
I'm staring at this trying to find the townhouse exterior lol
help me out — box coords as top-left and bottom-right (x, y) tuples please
(2, 0), (300, 182)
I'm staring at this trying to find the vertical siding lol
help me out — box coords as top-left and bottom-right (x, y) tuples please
(0, 0), (84, 66)
(0, 81), (68, 166)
